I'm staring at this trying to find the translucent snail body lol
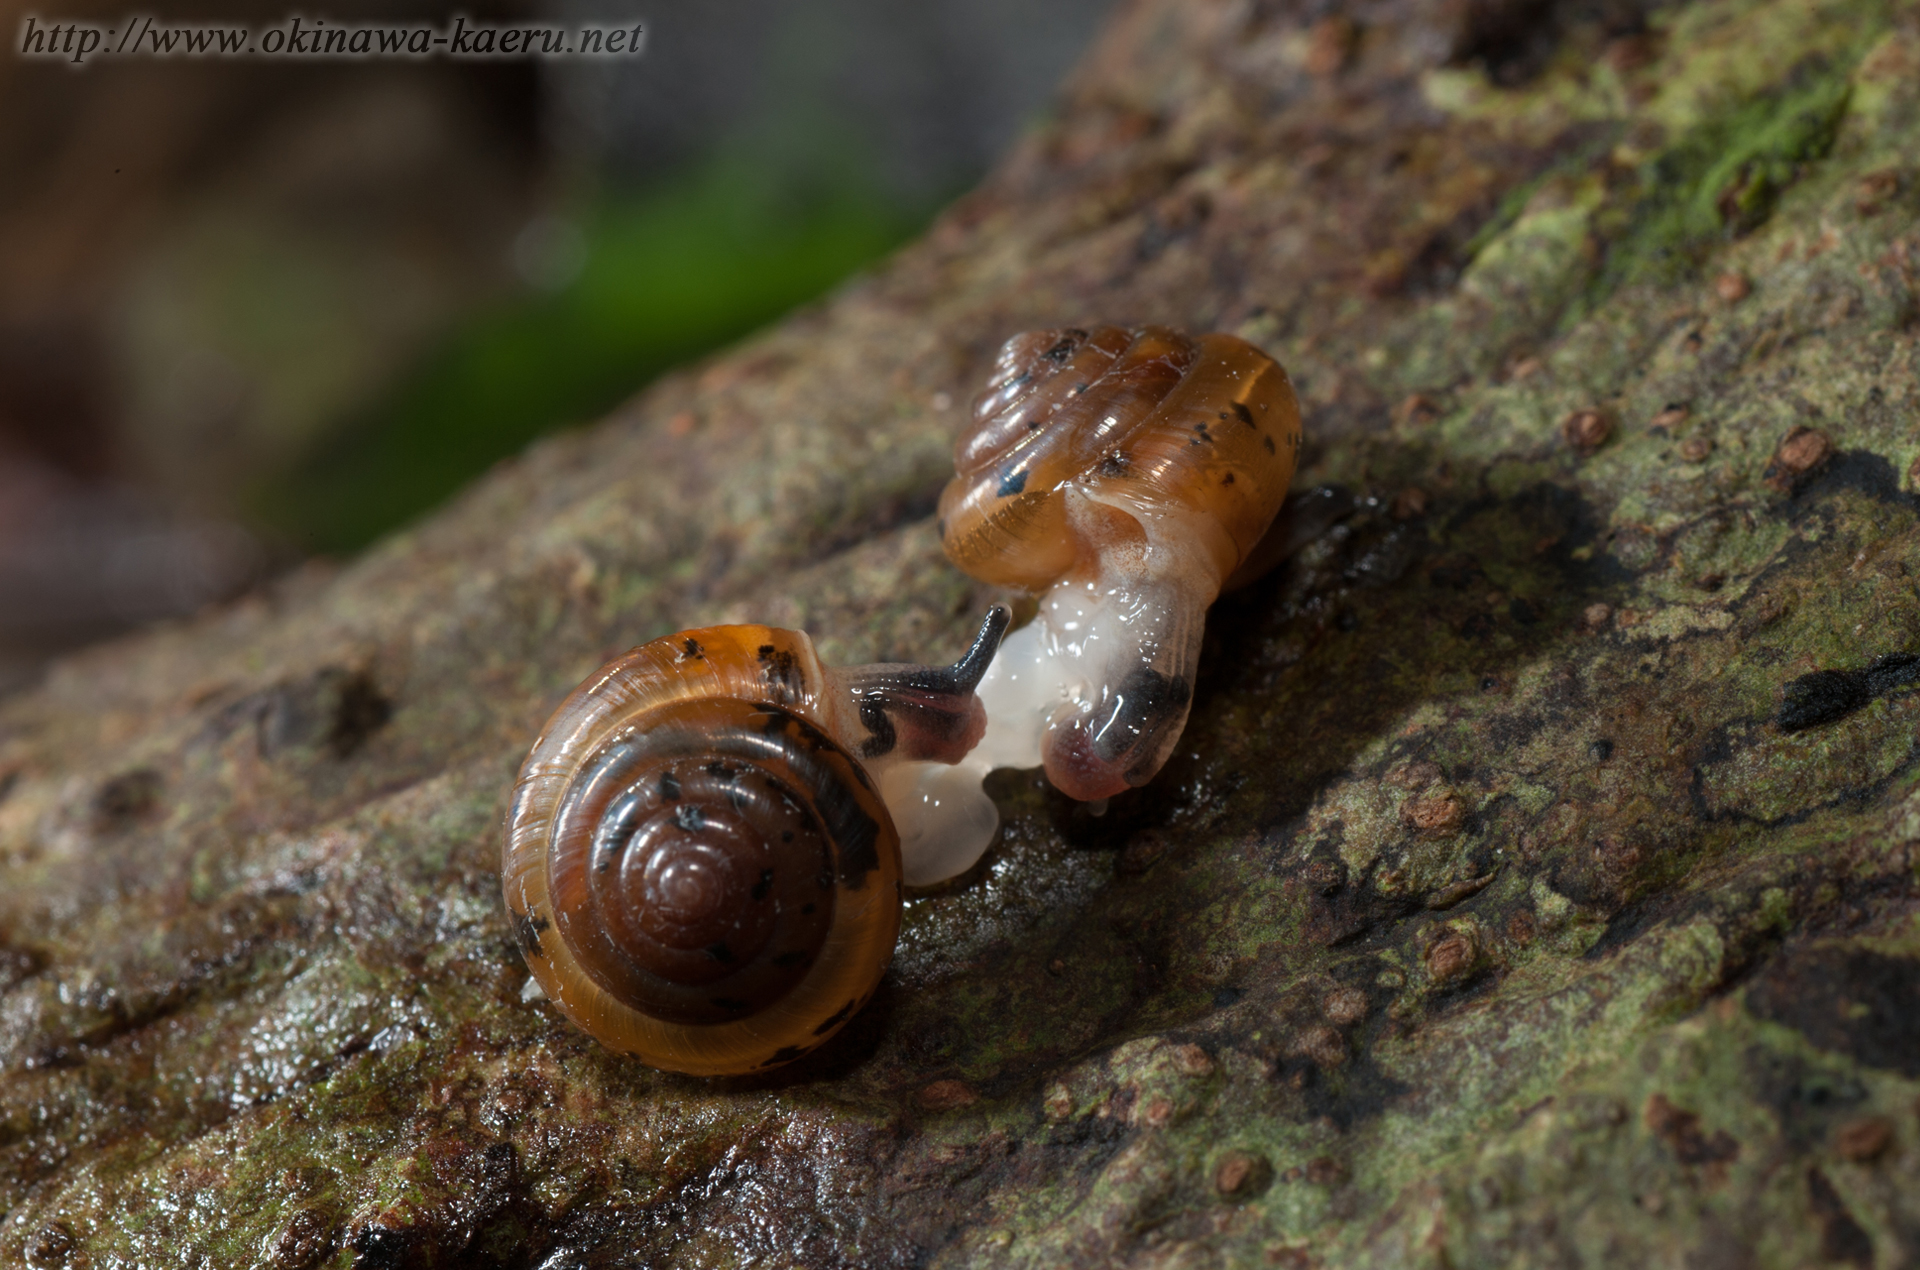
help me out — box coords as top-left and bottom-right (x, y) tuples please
(928, 325), (1303, 826)
(503, 611), (1006, 1075)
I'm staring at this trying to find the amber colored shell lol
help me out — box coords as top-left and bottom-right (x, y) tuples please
(501, 626), (902, 1077)
(938, 326), (1304, 590)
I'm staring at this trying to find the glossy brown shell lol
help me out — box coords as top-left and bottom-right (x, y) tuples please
(938, 326), (1304, 590)
(502, 625), (902, 1077)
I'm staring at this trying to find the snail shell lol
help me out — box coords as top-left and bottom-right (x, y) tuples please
(503, 611), (1007, 1075)
(935, 325), (1303, 803)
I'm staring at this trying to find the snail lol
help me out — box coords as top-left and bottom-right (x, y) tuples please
(502, 608), (1008, 1075)
(892, 325), (1304, 879)
(501, 324), (1303, 1070)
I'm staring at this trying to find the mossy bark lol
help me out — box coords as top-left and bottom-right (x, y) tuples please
(4, 0), (1919, 1265)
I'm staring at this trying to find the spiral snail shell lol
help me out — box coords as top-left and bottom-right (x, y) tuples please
(922, 325), (1302, 816)
(503, 609), (1007, 1075)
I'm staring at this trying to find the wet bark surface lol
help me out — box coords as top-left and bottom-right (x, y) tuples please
(3, 0), (1919, 1265)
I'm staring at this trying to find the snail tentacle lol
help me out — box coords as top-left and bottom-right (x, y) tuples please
(836, 605), (1010, 764)
(830, 605), (1012, 887)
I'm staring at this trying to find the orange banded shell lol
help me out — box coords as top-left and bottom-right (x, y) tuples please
(502, 626), (902, 1077)
(939, 326), (1303, 592)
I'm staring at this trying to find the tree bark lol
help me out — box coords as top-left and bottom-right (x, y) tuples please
(3, 0), (1919, 1265)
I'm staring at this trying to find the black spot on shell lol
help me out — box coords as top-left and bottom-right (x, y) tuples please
(680, 638), (704, 660)
(1042, 337), (1076, 362)
(755, 708), (796, 740)
(1097, 451), (1131, 477)
(1263, 435), (1277, 454)
(801, 902), (817, 914)
(514, 909), (550, 960)
(1232, 401), (1256, 428)
(707, 943), (734, 963)
(1221, 472), (1236, 485)
(812, 998), (857, 1036)
(998, 468), (1028, 497)
(751, 869), (773, 901)
(757, 645), (801, 697)
(659, 771), (682, 802)
(674, 804), (708, 832)
(739, 711), (884, 882)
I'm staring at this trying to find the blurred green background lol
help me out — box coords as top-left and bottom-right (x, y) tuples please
(261, 152), (921, 552)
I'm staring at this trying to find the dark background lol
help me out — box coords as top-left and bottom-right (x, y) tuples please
(0, 0), (1116, 692)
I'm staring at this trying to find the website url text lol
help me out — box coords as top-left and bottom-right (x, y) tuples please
(17, 13), (648, 65)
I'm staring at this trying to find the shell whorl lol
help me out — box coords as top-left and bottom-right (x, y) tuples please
(502, 627), (902, 1076)
(938, 325), (1303, 592)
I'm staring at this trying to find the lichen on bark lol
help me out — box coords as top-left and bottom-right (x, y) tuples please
(3, 0), (1919, 1266)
